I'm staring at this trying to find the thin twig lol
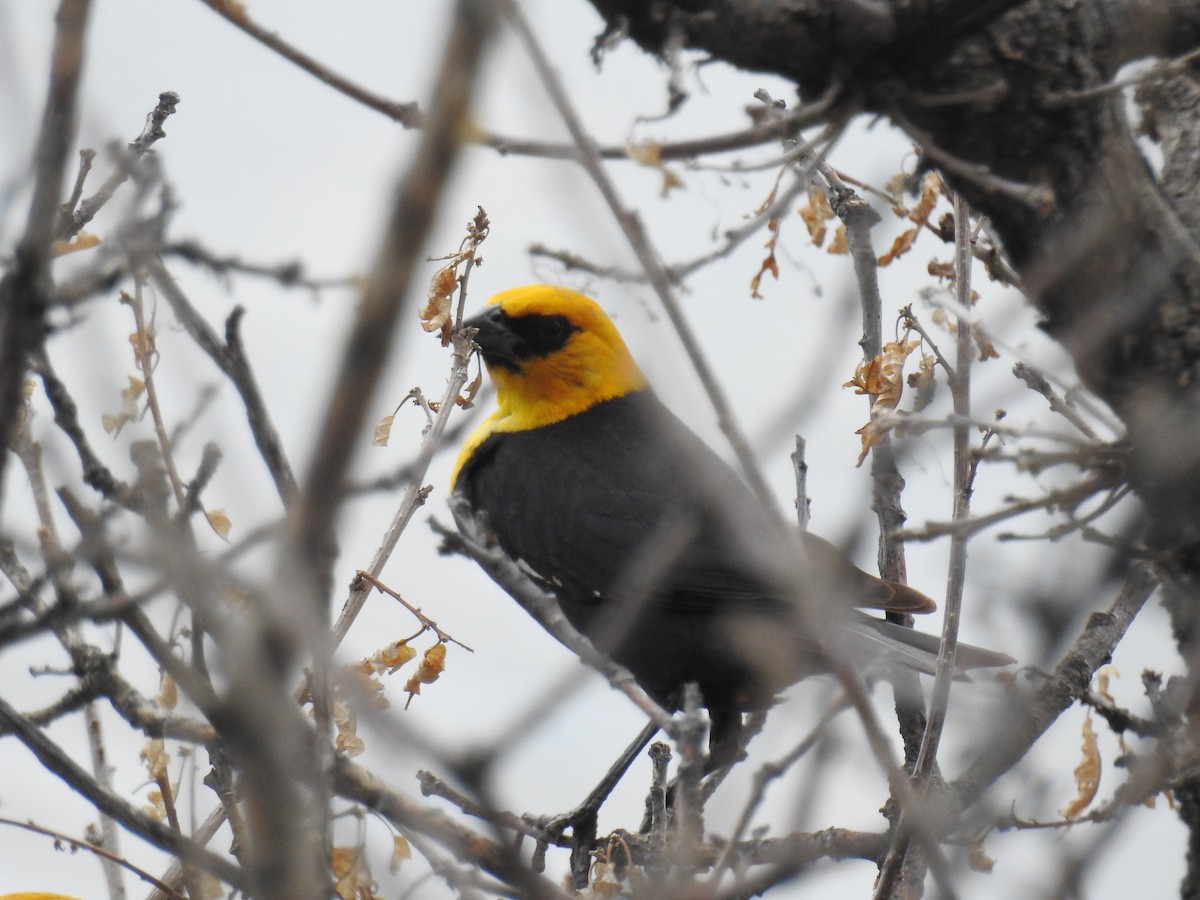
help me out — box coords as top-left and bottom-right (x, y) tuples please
(353, 571), (474, 652)
(708, 693), (851, 884)
(892, 473), (1118, 542)
(0, 695), (245, 889)
(0, 818), (187, 900)
(499, 0), (776, 510)
(0, 0), (92, 506)
(329, 218), (486, 649)
(443, 500), (675, 735)
(194, 0), (835, 164)
(59, 91), (180, 239)
(955, 563), (1159, 803)
(1012, 361), (1100, 440)
(915, 190), (976, 774)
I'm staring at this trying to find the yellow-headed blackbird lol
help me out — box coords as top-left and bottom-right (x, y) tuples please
(453, 284), (1010, 755)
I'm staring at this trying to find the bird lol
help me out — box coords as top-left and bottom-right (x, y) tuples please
(451, 283), (1012, 765)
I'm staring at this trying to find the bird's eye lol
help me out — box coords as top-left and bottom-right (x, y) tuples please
(540, 318), (565, 341)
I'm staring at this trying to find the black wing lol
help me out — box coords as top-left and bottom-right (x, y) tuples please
(457, 392), (784, 617)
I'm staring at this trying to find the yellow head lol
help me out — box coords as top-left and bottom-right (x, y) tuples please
(451, 285), (648, 486)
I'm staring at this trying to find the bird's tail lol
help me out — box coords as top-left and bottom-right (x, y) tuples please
(847, 614), (1014, 676)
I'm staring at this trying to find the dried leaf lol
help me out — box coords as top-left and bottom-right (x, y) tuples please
(205, 508), (232, 540)
(658, 166), (684, 198)
(1060, 714), (1101, 818)
(123, 375), (146, 400)
(626, 141), (684, 198)
(908, 172), (940, 225)
(749, 218), (780, 298)
(1095, 666), (1119, 704)
(419, 266), (456, 345)
(156, 672), (178, 710)
(927, 259), (955, 280)
(344, 662), (391, 710)
(129, 327), (156, 365)
(877, 227), (918, 266)
(140, 738), (170, 780)
(972, 325), (1000, 361)
(826, 224), (849, 255)
(334, 702), (365, 757)
(142, 790), (167, 822)
(102, 375), (147, 435)
(967, 839), (995, 873)
(404, 643), (448, 706)
(414, 643), (446, 683)
(456, 371), (482, 409)
(372, 414), (395, 447)
(845, 338), (921, 466)
(590, 861), (624, 896)
(370, 640), (417, 674)
(798, 187), (834, 247)
(625, 141), (662, 165)
(51, 230), (102, 257)
(908, 353), (938, 412)
(331, 846), (373, 900)
(852, 417), (891, 468)
(844, 338), (920, 408)
(390, 835), (412, 872)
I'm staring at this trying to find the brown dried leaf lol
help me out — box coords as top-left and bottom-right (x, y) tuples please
(129, 327), (156, 365)
(844, 338), (920, 408)
(1060, 715), (1101, 818)
(798, 187), (834, 247)
(908, 172), (940, 225)
(853, 417), (891, 468)
(908, 353), (938, 412)
(625, 141), (662, 165)
(140, 738), (170, 780)
(967, 839), (995, 873)
(331, 846), (374, 900)
(420, 266), (457, 345)
(590, 861), (624, 896)
(456, 371), (482, 409)
(826, 224), (849, 255)
(1095, 666), (1118, 704)
(878, 227), (918, 267)
(102, 375), (147, 435)
(626, 142), (684, 198)
(142, 788), (167, 822)
(749, 218), (780, 298)
(404, 643), (448, 707)
(205, 508), (232, 540)
(846, 338), (921, 466)
(371, 640), (418, 674)
(155, 672), (178, 710)
(972, 325), (1000, 361)
(659, 166), (684, 198)
(51, 230), (101, 257)
(927, 259), (955, 280)
(414, 643), (446, 683)
(390, 835), (412, 872)
(334, 702), (365, 757)
(884, 173), (908, 198)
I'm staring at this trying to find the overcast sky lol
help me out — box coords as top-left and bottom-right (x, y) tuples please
(0, 2), (1183, 897)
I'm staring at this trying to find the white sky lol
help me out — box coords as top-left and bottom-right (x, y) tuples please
(0, 1), (1185, 897)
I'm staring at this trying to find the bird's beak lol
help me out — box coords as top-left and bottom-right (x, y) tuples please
(463, 306), (522, 371)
